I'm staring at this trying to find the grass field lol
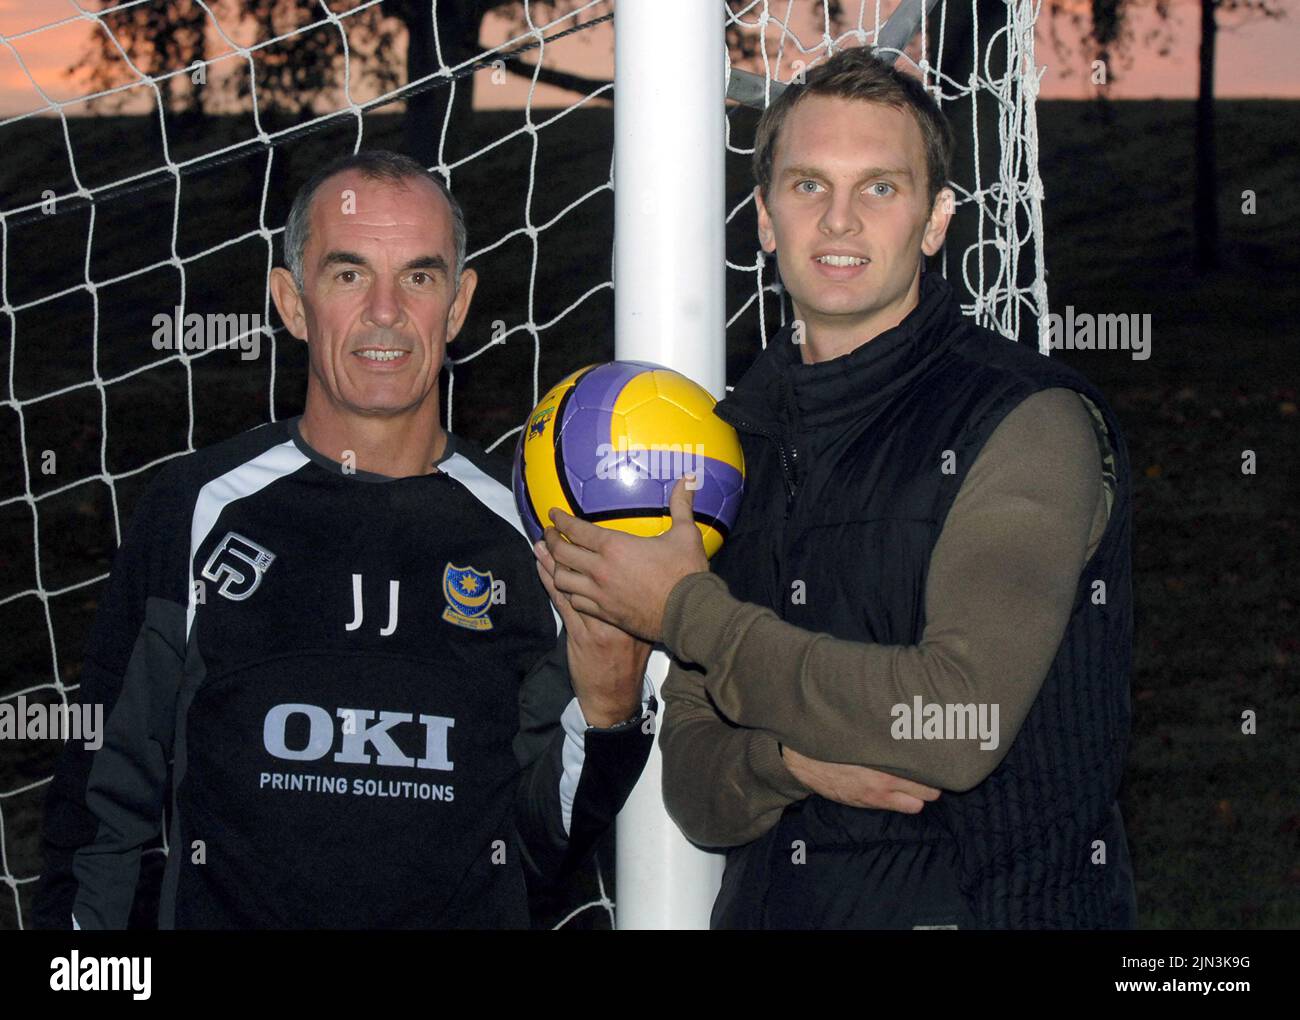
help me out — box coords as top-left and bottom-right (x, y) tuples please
(1, 97), (1296, 929)
(1039, 100), (1299, 928)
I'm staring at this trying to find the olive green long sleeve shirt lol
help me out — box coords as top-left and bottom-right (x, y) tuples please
(659, 387), (1116, 848)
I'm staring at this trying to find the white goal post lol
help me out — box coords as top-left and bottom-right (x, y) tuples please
(612, 0), (727, 931)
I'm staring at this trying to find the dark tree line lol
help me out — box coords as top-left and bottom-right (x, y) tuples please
(1048, 0), (1288, 271)
(71, 1), (614, 164)
(71, 0), (1284, 272)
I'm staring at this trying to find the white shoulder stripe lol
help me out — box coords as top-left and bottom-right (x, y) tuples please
(438, 452), (561, 636)
(186, 438), (309, 641)
(438, 452), (529, 542)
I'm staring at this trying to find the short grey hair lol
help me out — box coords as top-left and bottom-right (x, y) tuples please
(283, 149), (468, 291)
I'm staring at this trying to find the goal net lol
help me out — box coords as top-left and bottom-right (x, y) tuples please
(0, 0), (1047, 930)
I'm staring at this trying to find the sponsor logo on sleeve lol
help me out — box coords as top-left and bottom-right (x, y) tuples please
(201, 531), (276, 601)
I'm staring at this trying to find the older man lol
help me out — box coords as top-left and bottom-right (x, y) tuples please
(34, 149), (653, 929)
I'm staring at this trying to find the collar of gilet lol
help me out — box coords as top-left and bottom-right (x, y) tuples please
(717, 269), (966, 435)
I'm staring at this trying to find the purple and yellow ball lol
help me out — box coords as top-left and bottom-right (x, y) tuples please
(512, 361), (745, 558)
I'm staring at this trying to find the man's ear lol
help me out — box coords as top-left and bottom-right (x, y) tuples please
(445, 267), (479, 343)
(269, 267), (308, 342)
(754, 185), (777, 254)
(921, 187), (956, 258)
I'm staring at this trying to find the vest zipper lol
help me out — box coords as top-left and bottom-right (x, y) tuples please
(720, 411), (797, 508)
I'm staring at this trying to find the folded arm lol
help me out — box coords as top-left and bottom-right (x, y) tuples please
(659, 388), (1108, 842)
(659, 656), (811, 848)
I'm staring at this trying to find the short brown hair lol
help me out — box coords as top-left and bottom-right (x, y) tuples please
(752, 47), (955, 209)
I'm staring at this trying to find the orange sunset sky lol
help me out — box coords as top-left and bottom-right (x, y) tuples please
(0, 0), (1295, 120)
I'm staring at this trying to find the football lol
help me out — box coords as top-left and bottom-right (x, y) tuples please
(512, 361), (745, 558)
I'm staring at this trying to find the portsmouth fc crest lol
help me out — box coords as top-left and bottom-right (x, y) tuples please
(441, 563), (494, 631)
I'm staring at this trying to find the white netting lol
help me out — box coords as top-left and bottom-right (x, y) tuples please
(0, 0), (1046, 930)
(724, 0), (1049, 355)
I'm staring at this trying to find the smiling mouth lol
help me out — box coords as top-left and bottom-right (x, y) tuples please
(813, 254), (870, 267)
(353, 349), (410, 362)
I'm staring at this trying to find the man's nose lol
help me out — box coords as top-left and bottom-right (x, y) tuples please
(363, 275), (403, 327)
(819, 187), (862, 237)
